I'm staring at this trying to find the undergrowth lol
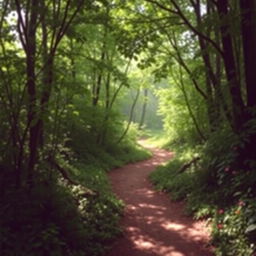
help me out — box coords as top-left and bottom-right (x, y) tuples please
(0, 121), (150, 256)
(150, 128), (256, 256)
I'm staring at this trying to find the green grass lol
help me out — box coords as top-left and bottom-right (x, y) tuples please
(149, 145), (199, 201)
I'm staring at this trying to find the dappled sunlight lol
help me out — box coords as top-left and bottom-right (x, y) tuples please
(138, 203), (166, 210)
(127, 226), (140, 232)
(106, 144), (212, 256)
(134, 237), (155, 249)
(126, 225), (188, 256)
(137, 139), (156, 149)
(162, 222), (185, 231)
(151, 160), (164, 165)
(156, 151), (169, 157)
(123, 198), (210, 254)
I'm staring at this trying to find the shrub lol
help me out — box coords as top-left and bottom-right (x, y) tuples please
(150, 128), (256, 256)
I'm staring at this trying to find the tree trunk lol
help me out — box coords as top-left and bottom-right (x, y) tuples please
(97, 71), (111, 145)
(26, 0), (39, 184)
(117, 89), (140, 144)
(92, 53), (104, 106)
(216, 0), (245, 132)
(139, 89), (148, 130)
(92, 20), (108, 106)
(237, 0), (256, 166)
(178, 67), (206, 142)
(240, 0), (256, 110)
(194, 0), (221, 132)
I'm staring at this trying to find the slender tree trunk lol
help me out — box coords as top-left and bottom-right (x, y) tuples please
(26, 0), (39, 184)
(70, 39), (77, 80)
(92, 19), (108, 107)
(97, 71), (111, 145)
(139, 89), (148, 130)
(105, 72), (111, 109)
(216, 0), (245, 132)
(214, 25), (233, 126)
(117, 89), (140, 144)
(177, 67), (206, 142)
(194, 0), (221, 131)
(92, 51), (105, 106)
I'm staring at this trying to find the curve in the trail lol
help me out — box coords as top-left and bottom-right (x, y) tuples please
(106, 142), (213, 256)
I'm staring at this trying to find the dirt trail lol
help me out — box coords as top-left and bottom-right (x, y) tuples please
(106, 141), (213, 256)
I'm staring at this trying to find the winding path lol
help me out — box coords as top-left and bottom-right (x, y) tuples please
(106, 141), (213, 256)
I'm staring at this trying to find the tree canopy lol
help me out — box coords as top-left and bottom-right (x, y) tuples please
(0, 0), (256, 255)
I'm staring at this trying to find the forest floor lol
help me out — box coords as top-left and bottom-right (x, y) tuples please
(105, 140), (213, 256)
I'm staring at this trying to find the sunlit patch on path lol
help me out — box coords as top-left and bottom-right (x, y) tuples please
(105, 140), (213, 256)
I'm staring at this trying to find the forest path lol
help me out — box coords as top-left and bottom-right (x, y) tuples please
(105, 140), (213, 256)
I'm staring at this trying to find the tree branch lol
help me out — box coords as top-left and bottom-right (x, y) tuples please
(53, 0), (84, 54)
(14, 0), (28, 52)
(171, 36), (208, 99)
(0, 0), (9, 35)
(175, 66), (207, 141)
(169, 0), (224, 57)
(177, 157), (200, 173)
(152, 19), (208, 100)
(145, 0), (178, 14)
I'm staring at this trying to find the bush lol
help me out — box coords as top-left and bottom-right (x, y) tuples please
(150, 128), (256, 256)
(150, 145), (199, 201)
(0, 168), (124, 256)
(212, 198), (256, 256)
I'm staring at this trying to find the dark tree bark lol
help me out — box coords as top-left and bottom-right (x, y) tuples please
(97, 71), (111, 145)
(194, 0), (225, 131)
(37, 0), (85, 150)
(239, 0), (256, 110)
(92, 52), (105, 106)
(92, 19), (108, 107)
(238, 0), (256, 164)
(25, 0), (40, 183)
(216, 0), (245, 132)
(14, 0), (85, 186)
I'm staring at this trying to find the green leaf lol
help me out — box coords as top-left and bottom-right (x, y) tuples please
(245, 224), (256, 234)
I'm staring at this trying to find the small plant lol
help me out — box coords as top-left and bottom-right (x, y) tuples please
(150, 128), (256, 256)
(212, 199), (256, 256)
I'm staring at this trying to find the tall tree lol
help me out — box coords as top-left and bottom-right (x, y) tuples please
(13, 0), (85, 186)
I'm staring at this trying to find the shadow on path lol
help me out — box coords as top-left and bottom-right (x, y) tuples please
(105, 140), (213, 256)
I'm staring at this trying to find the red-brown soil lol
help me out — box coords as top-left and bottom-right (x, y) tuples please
(105, 141), (213, 256)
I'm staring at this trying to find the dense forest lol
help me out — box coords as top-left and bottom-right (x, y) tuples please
(0, 0), (256, 255)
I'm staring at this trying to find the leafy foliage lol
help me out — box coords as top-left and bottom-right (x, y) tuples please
(1, 1), (256, 256)
(150, 127), (256, 255)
